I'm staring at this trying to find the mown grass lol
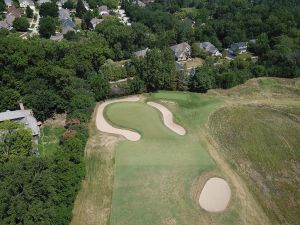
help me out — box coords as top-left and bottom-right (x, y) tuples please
(105, 92), (249, 225)
(38, 125), (65, 157)
(209, 105), (300, 224)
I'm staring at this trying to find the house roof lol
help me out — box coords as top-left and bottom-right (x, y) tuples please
(99, 5), (108, 12)
(7, 6), (21, 17)
(83, 0), (89, 10)
(134, 48), (149, 57)
(0, 110), (40, 136)
(5, 14), (15, 26)
(230, 42), (248, 51)
(4, 0), (12, 6)
(59, 8), (71, 19)
(200, 41), (219, 54)
(90, 18), (103, 28)
(170, 42), (191, 59)
(60, 18), (75, 28)
(136, 0), (146, 7)
(0, 21), (9, 29)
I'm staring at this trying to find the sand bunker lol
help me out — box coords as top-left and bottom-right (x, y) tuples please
(199, 177), (231, 212)
(96, 96), (141, 141)
(147, 102), (186, 135)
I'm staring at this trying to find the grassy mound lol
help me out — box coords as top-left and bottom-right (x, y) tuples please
(209, 105), (300, 224)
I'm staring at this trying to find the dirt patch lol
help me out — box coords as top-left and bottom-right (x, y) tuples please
(96, 96), (141, 141)
(147, 101), (186, 135)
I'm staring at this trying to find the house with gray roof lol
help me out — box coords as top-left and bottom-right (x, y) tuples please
(0, 21), (10, 29)
(59, 8), (71, 19)
(228, 42), (248, 55)
(0, 105), (40, 142)
(134, 48), (149, 57)
(170, 42), (191, 62)
(90, 18), (103, 29)
(200, 42), (222, 56)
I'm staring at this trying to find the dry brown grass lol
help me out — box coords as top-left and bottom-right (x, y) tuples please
(70, 104), (121, 225)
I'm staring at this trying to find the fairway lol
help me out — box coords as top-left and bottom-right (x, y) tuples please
(106, 101), (216, 225)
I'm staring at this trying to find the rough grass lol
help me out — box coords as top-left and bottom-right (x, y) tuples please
(209, 105), (300, 225)
(70, 105), (118, 225)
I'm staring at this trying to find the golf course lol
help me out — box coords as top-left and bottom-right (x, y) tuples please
(71, 78), (300, 225)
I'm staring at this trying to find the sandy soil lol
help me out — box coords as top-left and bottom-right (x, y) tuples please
(199, 177), (231, 212)
(147, 102), (186, 135)
(96, 96), (141, 141)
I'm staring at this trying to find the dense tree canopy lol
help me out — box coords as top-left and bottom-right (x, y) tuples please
(40, 2), (59, 18)
(13, 17), (30, 32)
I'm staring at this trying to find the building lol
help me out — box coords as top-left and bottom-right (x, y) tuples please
(60, 18), (76, 34)
(0, 104), (40, 143)
(59, 8), (71, 19)
(7, 6), (21, 17)
(0, 6), (21, 30)
(19, 0), (35, 9)
(228, 42), (248, 55)
(200, 42), (222, 56)
(90, 18), (103, 29)
(134, 48), (149, 57)
(99, 5), (109, 15)
(170, 42), (191, 62)
(0, 21), (10, 29)
(4, 0), (12, 7)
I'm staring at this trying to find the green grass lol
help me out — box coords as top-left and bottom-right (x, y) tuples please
(38, 125), (65, 157)
(105, 92), (239, 225)
(209, 105), (300, 224)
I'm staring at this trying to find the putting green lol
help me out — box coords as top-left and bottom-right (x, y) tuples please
(106, 92), (223, 225)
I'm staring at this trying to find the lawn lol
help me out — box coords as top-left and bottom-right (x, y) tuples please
(38, 125), (65, 157)
(209, 105), (300, 224)
(105, 92), (247, 225)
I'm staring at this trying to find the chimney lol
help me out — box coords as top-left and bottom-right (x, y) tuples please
(19, 102), (25, 111)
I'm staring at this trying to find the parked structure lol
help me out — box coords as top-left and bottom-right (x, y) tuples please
(170, 42), (191, 62)
(200, 42), (222, 56)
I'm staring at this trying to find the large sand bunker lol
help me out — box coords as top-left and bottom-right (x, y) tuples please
(147, 102), (186, 135)
(96, 96), (141, 141)
(199, 177), (231, 212)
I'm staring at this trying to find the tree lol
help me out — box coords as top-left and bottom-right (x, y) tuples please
(76, 0), (87, 19)
(39, 16), (56, 38)
(63, 0), (74, 9)
(0, 0), (5, 12)
(88, 72), (110, 101)
(0, 121), (32, 162)
(128, 76), (144, 94)
(40, 2), (58, 18)
(188, 67), (216, 92)
(0, 88), (21, 111)
(26, 6), (34, 18)
(13, 17), (30, 32)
